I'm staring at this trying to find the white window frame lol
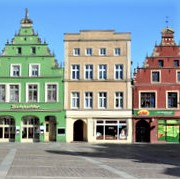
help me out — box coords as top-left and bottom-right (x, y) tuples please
(166, 90), (179, 109)
(151, 70), (161, 83)
(114, 48), (121, 56)
(73, 48), (80, 56)
(71, 64), (80, 80)
(29, 64), (40, 77)
(45, 83), (59, 102)
(98, 92), (107, 109)
(84, 92), (93, 109)
(10, 64), (21, 77)
(85, 48), (93, 56)
(99, 48), (106, 56)
(98, 64), (107, 80)
(26, 83), (39, 103)
(139, 90), (157, 109)
(176, 70), (180, 83)
(9, 84), (20, 103)
(71, 92), (80, 109)
(114, 64), (123, 80)
(114, 92), (123, 109)
(0, 84), (6, 102)
(84, 64), (93, 80)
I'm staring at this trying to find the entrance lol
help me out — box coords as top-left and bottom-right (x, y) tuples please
(0, 116), (15, 142)
(45, 116), (56, 142)
(73, 120), (87, 141)
(136, 120), (150, 142)
(22, 116), (40, 142)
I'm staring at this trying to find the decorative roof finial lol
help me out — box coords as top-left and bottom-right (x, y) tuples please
(25, 8), (29, 19)
(165, 16), (169, 28)
(21, 8), (33, 26)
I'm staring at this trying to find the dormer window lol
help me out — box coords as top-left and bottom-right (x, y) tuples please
(17, 47), (22, 55)
(31, 47), (36, 55)
(158, 60), (164, 67)
(174, 60), (179, 67)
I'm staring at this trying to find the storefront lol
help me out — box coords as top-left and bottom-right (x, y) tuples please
(66, 111), (132, 143)
(133, 110), (180, 143)
(0, 105), (66, 143)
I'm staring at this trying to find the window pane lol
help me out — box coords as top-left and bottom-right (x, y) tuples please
(0, 85), (5, 102)
(115, 64), (123, 80)
(10, 85), (19, 102)
(85, 65), (93, 80)
(71, 65), (80, 80)
(31, 65), (39, 77)
(85, 92), (93, 108)
(114, 48), (121, 56)
(152, 72), (160, 82)
(99, 65), (107, 80)
(12, 65), (20, 77)
(47, 85), (57, 102)
(141, 93), (155, 108)
(71, 92), (79, 108)
(99, 92), (107, 108)
(28, 85), (38, 102)
(168, 92), (177, 108)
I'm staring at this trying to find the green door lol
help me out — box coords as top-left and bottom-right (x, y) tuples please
(166, 125), (179, 142)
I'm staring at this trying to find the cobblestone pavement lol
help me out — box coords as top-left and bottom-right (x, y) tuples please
(0, 143), (179, 179)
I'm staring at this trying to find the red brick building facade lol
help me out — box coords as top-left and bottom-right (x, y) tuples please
(133, 27), (180, 143)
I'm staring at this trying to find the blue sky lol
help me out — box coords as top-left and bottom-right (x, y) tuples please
(0, 0), (179, 70)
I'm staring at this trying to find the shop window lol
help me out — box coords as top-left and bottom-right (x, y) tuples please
(141, 92), (155, 108)
(96, 120), (127, 140)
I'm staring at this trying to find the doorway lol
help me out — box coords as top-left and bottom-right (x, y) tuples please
(0, 116), (15, 142)
(22, 116), (40, 142)
(73, 120), (86, 141)
(45, 116), (56, 142)
(136, 120), (150, 142)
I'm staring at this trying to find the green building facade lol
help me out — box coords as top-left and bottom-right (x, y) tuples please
(0, 9), (65, 142)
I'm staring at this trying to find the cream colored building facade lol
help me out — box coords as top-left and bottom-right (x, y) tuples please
(64, 30), (132, 143)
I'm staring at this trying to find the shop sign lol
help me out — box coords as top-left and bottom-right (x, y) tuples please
(11, 104), (40, 110)
(134, 110), (174, 116)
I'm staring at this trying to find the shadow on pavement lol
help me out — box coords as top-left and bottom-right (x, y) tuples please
(46, 144), (180, 178)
